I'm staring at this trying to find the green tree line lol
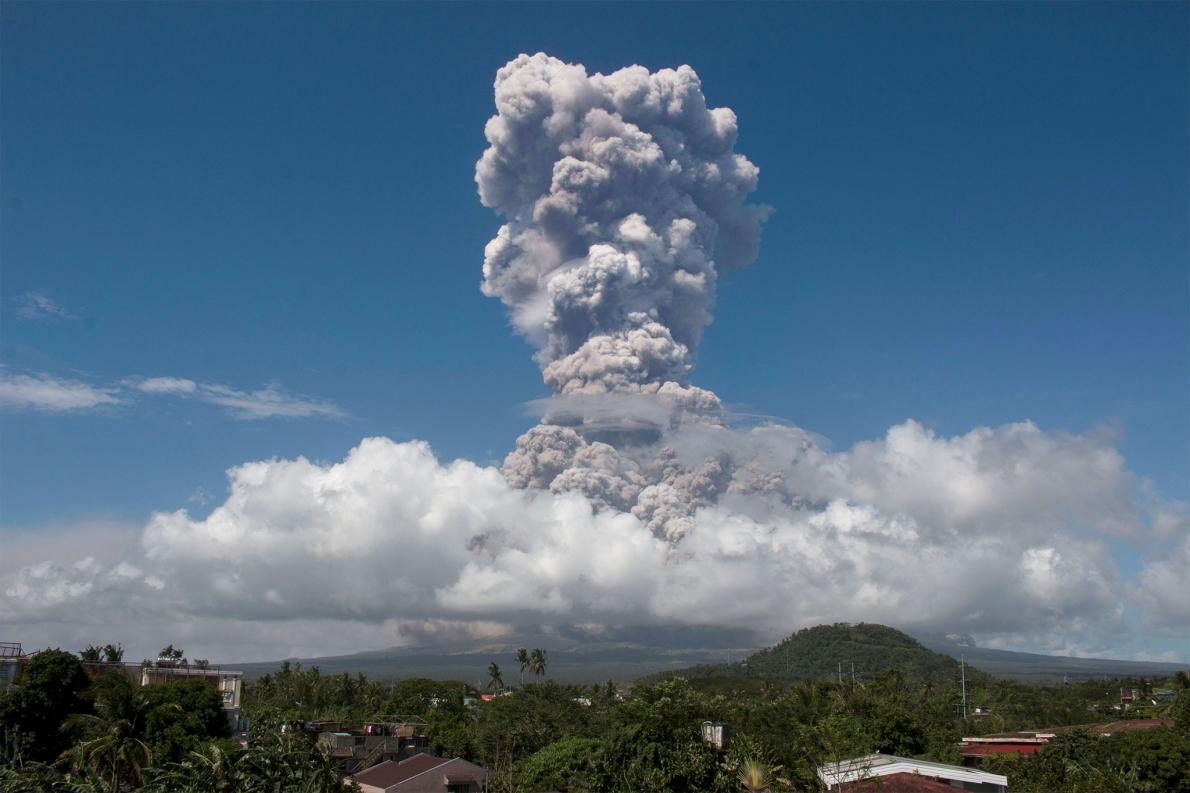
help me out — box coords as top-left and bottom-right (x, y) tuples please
(4, 643), (1189, 792)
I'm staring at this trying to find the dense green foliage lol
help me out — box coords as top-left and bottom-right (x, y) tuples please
(245, 661), (391, 724)
(0, 650), (91, 762)
(0, 736), (351, 793)
(3, 632), (1187, 793)
(141, 678), (230, 763)
(0, 647), (346, 793)
(981, 726), (1190, 792)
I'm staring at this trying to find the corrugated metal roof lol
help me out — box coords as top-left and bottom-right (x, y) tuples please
(353, 754), (445, 788)
(818, 753), (1007, 789)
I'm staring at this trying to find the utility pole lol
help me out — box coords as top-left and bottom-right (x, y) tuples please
(960, 654), (968, 721)
(838, 662), (843, 685)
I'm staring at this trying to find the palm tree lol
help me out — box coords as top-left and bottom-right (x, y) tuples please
(148, 744), (237, 793)
(739, 758), (773, 793)
(62, 713), (153, 793)
(487, 662), (504, 693)
(63, 672), (177, 793)
(529, 648), (547, 679)
(515, 648), (530, 687)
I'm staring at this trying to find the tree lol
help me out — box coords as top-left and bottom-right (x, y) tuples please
(61, 674), (154, 793)
(0, 649), (91, 762)
(146, 743), (237, 793)
(80, 646), (102, 663)
(530, 648), (548, 679)
(143, 733), (359, 793)
(593, 678), (723, 793)
(472, 681), (592, 793)
(517, 737), (603, 793)
(384, 678), (470, 717)
(516, 648), (530, 687)
(738, 758), (779, 793)
(1172, 689), (1190, 734)
(157, 645), (186, 665)
(1106, 727), (1190, 793)
(487, 663), (504, 693)
(101, 644), (124, 664)
(142, 678), (231, 763)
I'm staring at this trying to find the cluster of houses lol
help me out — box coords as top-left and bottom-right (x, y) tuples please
(958, 718), (1173, 762)
(817, 718), (1173, 792)
(295, 718), (488, 792)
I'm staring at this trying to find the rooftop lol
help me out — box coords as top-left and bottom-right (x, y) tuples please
(818, 753), (1007, 789)
(352, 753), (446, 789)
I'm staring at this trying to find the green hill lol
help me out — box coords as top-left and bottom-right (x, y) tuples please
(647, 623), (965, 684)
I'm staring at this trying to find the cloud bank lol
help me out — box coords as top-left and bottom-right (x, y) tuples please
(0, 369), (343, 420)
(130, 377), (346, 419)
(1, 54), (1185, 663)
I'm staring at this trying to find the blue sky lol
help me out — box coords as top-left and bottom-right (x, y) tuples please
(1, 2), (1186, 660)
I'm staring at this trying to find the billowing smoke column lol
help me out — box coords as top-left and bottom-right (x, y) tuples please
(477, 53), (772, 539)
(477, 53), (769, 404)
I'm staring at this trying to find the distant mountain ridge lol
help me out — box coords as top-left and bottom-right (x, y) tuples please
(228, 627), (757, 684)
(225, 623), (1188, 685)
(917, 635), (1189, 682)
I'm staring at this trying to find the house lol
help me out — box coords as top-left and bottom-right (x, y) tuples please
(960, 719), (1174, 762)
(818, 753), (1007, 792)
(1154, 688), (1179, 703)
(959, 732), (1052, 760)
(350, 753), (490, 793)
(318, 716), (430, 774)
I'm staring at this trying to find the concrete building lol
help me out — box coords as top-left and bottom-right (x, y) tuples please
(818, 753), (1008, 792)
(350, 753), (490, 793)
(0, 643), (23, 689)
(139, 662), (243, 731)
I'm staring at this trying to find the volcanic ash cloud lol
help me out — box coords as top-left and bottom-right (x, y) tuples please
(477, 52), (768, 405)
(477, 53), (780, 540)
(2, 54), (1183, 661)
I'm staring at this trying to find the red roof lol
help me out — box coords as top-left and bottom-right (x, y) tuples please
(961, 742), (1043, 757)
(353, 754), (445, 789)
(841, 772), (979, 792)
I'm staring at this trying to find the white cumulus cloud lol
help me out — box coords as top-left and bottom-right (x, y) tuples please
(2, 419), (1177, 661)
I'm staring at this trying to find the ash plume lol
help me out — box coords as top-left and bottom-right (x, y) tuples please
(478, 53), (772, 538)
(477, 52), (768, 406)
